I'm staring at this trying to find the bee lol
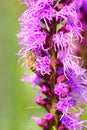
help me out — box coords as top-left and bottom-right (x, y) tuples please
(25, 50), (37, 72)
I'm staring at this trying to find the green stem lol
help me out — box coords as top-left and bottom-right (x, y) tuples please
(50, 46), (58, 130)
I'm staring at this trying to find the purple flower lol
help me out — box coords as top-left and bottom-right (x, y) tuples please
(67, 68), (87, 103)
(61, 108), (87, 130)
(53, 32), (70, 51)
(36, 56), (51, 75)
(17, 0), (87, 130)
(56, 96), (77, 113)
(54, 83), (69, 97)
(22, 73), (43, 87)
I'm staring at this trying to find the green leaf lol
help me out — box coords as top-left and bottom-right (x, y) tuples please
(41, 22), (50, 32)
(52, 125), (56, 130)
(56, 20), (66, 33)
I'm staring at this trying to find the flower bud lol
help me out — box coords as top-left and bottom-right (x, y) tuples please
(35, 96), (51, 111)
(41, 85), (53, 97)
(32, 116), (49, 128)
(58, 124), (68, 130)
(46, 113), (54, 124)
(57, 74), (67, 83)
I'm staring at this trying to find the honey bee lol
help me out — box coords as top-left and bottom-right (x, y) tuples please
(25, 50), (37, 72)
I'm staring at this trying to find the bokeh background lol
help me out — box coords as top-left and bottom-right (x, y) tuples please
(0, 1), (87, 130)
(0, 1), (47, 130)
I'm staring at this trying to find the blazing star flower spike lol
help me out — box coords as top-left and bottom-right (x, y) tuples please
(17, 0), (87, 130)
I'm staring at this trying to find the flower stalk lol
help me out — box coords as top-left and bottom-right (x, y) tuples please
(17, 0), (87, 130)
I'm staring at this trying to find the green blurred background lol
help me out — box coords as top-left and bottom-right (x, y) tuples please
(0, 1), (46, 130)
(0, 1), (87, 130)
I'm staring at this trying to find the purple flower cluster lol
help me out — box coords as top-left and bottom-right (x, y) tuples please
(17, 0), (87, 130)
